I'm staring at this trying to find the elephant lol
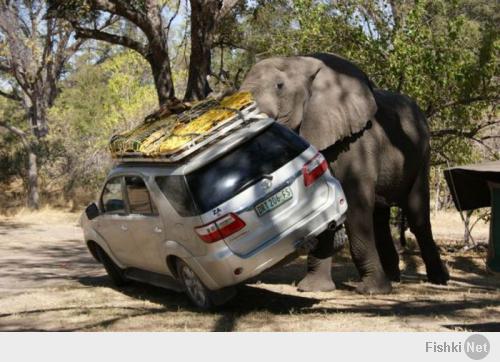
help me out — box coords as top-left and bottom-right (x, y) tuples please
(240, 53), (449, 294)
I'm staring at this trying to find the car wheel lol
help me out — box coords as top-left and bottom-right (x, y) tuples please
(95, 245), (128, 286)
(176, 260), (216, 310)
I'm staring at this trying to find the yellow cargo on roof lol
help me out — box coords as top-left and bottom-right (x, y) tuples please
(109, 92), (254, 158)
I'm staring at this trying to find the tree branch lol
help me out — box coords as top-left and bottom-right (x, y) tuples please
(0, 88), (21, 102)
(469, 137), (500, 157)
(0, 120), (30, 149)
(431, 119), (500, 139)
(73, 25), (148, 57)
(165, 0), (181, 38)
(217, 0), (240, 21)
(0, 3), (32, 89)
(427, 96), (500, 118)
(475, 119), (500, 132)
(93, 0), (148, 30)
(0, 61), (12, 73)
(48, 0), (153, 39)
(431, 128), (476, 138)
(52, 24), (85, 82)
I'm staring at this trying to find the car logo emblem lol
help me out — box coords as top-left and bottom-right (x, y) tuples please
(261, 178), (272, 190)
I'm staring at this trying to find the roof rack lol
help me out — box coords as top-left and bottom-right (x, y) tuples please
(115, 102), (267, 164)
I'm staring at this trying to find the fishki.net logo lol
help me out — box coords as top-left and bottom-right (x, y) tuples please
(425, 334), (490, 360)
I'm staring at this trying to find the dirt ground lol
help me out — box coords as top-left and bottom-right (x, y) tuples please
(0, 208), (498, 332)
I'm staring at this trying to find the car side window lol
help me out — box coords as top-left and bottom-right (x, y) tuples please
(101, 177), (126, 214)
(155, 175), (198, 217)
(125, 176), (158, 216)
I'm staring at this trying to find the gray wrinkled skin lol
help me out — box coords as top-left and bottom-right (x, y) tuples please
(241, 53), (449, 294)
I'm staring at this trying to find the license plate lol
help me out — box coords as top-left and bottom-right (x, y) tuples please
(255, 187), (293, 217)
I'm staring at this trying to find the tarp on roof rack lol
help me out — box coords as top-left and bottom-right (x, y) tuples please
(109, 92), (257, 160)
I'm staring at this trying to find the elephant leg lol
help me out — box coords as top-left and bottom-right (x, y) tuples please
(297, 229), (337, 292)
(404, 166), (449, 285)
(346, 200), (392, 295)
(373, 206), (400, 282)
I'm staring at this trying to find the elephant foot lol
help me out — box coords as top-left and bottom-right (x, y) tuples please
(298, 273), (336, 292)
(297, 255), (336, 292)
(355, 275), (392, 295)
(426, 262), (450, 285)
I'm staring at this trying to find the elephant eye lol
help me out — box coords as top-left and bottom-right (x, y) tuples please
(276, 82), (284, 90)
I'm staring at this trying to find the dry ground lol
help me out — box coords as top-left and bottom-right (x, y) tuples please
(0, 208), (498, 332)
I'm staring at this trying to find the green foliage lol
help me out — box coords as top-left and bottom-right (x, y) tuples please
(0, 98), (27, 184)
(48, 50), (158, 192)
(0, 97), (65, 195)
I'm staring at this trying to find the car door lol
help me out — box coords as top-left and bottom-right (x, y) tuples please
(122, 175), (167, 273)
(95, 176), (138, 266)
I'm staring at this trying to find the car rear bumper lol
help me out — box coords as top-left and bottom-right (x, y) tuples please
(185, 174), (347, 290)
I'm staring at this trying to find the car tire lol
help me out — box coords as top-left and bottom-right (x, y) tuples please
(95, 245), (128, 286)
(176, 259), (218, 310)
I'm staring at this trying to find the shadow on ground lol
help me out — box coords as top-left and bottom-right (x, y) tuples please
(443, 322), (500, 332)
(74, 274), (322, 331)
(1, 213), (499, 332)
(63, 251), (500, 332)
(0, 241), (101, 287)
(0, 220), (33, 235)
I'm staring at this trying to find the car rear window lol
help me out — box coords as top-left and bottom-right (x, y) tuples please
(186, 123), (309, 213)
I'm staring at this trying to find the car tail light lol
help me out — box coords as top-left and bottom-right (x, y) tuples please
(303, 153), (328, 187)
(194, 213), (246, 243)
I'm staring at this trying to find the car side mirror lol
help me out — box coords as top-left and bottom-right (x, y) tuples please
(85, 202), (100, 220)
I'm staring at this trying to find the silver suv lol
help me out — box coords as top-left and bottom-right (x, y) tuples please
(81, 118), (347, 309)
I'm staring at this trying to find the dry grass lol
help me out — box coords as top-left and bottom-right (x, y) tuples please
(0, 177), (94, 216)
(0, 209), (498, 332)
(0, 205), (80, 223)
(430, 209), (490, 242)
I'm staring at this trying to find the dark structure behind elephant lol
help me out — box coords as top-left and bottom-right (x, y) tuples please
(240, 53), (449, 294)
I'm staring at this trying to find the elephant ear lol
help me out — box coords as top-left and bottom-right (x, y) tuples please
(299, 54), (377, 151)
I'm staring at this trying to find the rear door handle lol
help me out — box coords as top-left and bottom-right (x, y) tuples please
(120, 224), (128, 231)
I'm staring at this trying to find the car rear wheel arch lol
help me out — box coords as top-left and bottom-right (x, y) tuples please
(166, 255), (181, 280)
(86, 240), (101, 262)
(93, 243), (128, 286)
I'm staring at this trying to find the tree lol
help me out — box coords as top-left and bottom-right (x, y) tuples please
(184, 0), (240, 101)
(48, 50), (158, 201)
(47, 0), (177, 105)
(47, 0), (241, 104)
(0, 0), (82, 209)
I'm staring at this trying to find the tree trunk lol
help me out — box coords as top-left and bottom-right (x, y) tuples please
(184, 0), (216, 101)
(25, 93), (48, 210)
(148, 50), (175, 105)
(0, 120), (41, 210)
(464, 210), (473, 244)
(27, 144), (39, 210)
(434, 166), (441, 213)
(30, 97), (49, 138)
